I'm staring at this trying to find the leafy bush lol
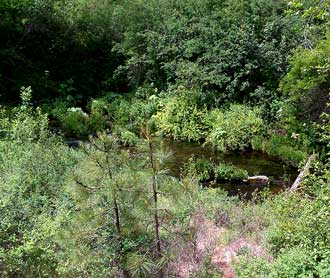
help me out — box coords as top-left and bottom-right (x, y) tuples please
(118, 0), (300, 103)
(234, 247), (322, 278)
(184, 157), (215, 182)
(252, 134), (308, 166)
(280, 39), (330, 121)
(109, 93), (159, 133)
(214, 163), (248, 181)
(277, 185), (330, 259)
(234, 256), (271, 278)
(234, 162), (330, 277)
(269, 247), (319, 278)
(184, 158), (248, 182)
(154, 88), (210, 141)
(60, 107), (89, 137)
(113, 126), (139, 146)
(0, 87), (49, 143)
(87, 111), (107, 133)
(60, 107), (107, 138)
(42, 98), (71, 120)
(0, 88), (78, 277)
(249, 163), (330, 277)
(206, 105), (264, 151)
(89, 98), (111, 115)
(314, 111), (330, 159)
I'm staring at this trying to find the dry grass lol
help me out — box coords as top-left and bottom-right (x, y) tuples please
(166, 200), (271, 277)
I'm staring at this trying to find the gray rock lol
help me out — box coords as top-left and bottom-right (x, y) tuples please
(66, 139), (81, 148)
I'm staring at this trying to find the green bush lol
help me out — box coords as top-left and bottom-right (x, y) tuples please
(113, 126), (139, 146)
(42, 99), (70, 120)
(252, 134), (308, 166)
(206, 105), (264, 152)
(118, 0), (300, 103)
(60, 107), (89, 137)
(89, 98), (111, 116)
(0, 141), (76, 277)
(280, 39), (330, 121)
(314, 111), (330, 159)
(258, 164), (330, 276)
(269, 247), (318, 278)
(184, 158), (248, 182)
(234, 247), (322, 278)
(214, 163), (248, 181)
(87, 111), (107, 133)
(154, 88), (210, 141)
(0, 88), (78, 277)
(234, 256), (270, 278)
(60, 107), (107, 138)
(184, 157), (215, 182)
(0, 87), (49, 143)
(234, 162), (330, 277)
(109, 93), (159, 133)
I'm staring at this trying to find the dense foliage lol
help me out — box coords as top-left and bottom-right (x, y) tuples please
(0, 0), (301, 105)
(235, 162), (330, 277)
(184, 158), (249, 183)
(0, 0), (330, 277)
(206, 105), (264, 151)
(0, 91), (77, 276)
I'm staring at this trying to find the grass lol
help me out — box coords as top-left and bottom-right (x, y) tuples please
(184, 158), (249, 183)
(252, 134), (308, 167)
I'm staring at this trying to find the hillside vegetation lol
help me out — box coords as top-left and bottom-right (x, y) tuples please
(0, 0), (330, 277)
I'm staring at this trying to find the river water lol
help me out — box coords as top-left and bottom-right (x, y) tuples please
(68, 136), (298, 197)
(155, 138), (298, 197)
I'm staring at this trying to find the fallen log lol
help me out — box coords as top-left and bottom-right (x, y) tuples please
(290, 155), (316, 192)
(246, 176), (269, 186)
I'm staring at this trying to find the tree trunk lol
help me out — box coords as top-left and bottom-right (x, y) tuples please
(114, 197), (130, 278)
(290, 155), (316, 192)
(114, 197), (122, 244)
(147, 139), (164, 278)
(148, 140), (162, 256)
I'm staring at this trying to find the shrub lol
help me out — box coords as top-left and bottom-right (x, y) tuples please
(60, 107), (89, 137)
(184, 158), (248, 183)
(113, 126), (139, 146)
(269, 247), (318, 278)
(280, 39), (330, 121)
(154, 88), (210, 141)
(234, 256), (270, 278)
(89, 98), (111, 115)
(0, 87), (49, 143)
(60, 107), (106, 138)
(42, 99), (70, 121)
(234, 164), (330, 277)
(0, 88), (78, 277)
(234, 247), (321, 278)
(252, 134), (308, 166)
(184, 157), (215, 182)
(109, 94), (159, 133)
(214, 163), (248, 181)
(314, 111), (330, 160)
(87, 111), (107, 133)
(206, 105), (264, 152)
(261, 164), (330, 276)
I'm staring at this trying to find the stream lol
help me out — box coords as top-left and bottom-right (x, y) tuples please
(67, 136), (299, 197)
(154, 138), (298, 197)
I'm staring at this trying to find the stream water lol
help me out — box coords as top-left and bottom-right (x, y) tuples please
(154, 138), (298, 197)
(67, 136), (298, 197)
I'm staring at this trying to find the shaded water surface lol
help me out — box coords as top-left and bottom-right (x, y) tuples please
(154, 138), (298, 197)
